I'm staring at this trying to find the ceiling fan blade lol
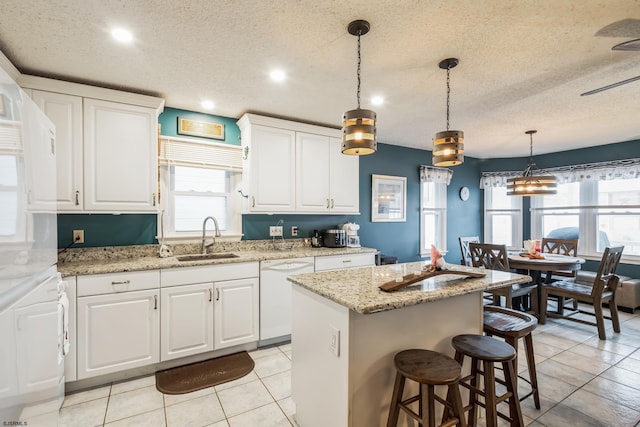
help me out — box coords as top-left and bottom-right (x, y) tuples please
(580, 75), (640, 96)
(612, 38), (640, 51)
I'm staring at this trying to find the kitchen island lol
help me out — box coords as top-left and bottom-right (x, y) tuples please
(288, 261), (531, 427)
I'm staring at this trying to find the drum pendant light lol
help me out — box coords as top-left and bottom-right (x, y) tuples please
(433, 58), (464, 166)
(342, 20), (377, 155)
(506, 130), (558, 196)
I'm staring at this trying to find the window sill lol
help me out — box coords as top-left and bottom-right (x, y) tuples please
(157, 234), (244, 244)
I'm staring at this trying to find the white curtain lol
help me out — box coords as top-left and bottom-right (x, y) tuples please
(419, 165), (453, 185)
(159, 136), (242, 171)
(480, 158), (640, 188)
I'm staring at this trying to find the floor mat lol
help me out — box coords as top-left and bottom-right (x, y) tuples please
(155, 351), (254, 394)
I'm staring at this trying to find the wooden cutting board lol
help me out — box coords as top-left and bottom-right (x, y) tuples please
(379, 269), (486, 292)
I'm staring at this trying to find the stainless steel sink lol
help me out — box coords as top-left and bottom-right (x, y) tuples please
(176, 253), (239, 261)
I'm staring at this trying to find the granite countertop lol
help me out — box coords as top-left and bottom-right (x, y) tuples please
(57, 241), (377, 277)
(287, 261), (532, 314)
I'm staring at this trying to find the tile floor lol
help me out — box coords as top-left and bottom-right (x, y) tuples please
(59, 309), (640, 427)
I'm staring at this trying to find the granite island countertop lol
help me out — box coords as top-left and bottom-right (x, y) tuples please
(287, 261), (532, 314)
(57, 242), (377, 277)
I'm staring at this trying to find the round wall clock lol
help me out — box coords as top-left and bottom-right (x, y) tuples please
(459, 186), (470, 201)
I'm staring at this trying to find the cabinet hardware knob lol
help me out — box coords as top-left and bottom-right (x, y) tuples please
(154, 295), (158, 310)
(331, 199), (334, 208)
(75, 190), (80, 205)
(326, 199), (330, 208)
(252, 196), (256, 208)
(111, 280), (130, 285)
(152, 193), (156, 206)
(209, 289), (213, 302)
(216, 289), (220, 301)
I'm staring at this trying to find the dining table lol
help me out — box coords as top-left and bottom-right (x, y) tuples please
(508, 252), (586, 315)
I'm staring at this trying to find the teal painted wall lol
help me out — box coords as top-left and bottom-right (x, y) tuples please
(57, 214), (157, 248)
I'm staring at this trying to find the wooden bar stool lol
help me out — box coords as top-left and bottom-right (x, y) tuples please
(451, 334), (524, 427)
(387, 349), (466, 427)
(483, 305), (540, 409)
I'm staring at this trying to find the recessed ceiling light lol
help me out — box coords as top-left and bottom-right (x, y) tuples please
(270, 70), (286, 83)
(201, 100), (215, 110)
(371, 96), (384, 106)
(111, 28), (133, 44)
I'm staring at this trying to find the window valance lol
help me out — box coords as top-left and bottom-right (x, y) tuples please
(420, 165), (453, 185)
(159, 136), (242, 171)
(480, 158), (640, 188)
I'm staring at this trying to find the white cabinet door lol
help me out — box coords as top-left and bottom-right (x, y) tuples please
(296, 132), (330, 212)
(160, 283), (214, 361)
(83, 98), (158, 212)
(31, 90), (83, 211)
(329, 137), (359, 213)
(77, 289), (159, 379)
(63, 276), (77, 382)
(214, 278), (259, 349)
(245, 125), (295, 212)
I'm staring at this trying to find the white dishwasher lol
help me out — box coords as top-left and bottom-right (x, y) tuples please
(260, 257), (315, 345)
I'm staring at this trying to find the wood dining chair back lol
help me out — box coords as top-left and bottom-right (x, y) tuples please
(540, 246), (624, 340)
(541, 237), (579, 313)
(459, 236), (480, 266)
(469, 243), (510, 271)
(469, 243), (538, 312)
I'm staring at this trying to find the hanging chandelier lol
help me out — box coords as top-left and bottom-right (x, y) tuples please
(507, 130), (558, 196)
(342, 20), (377, 155)
(433, 58), (464, 167)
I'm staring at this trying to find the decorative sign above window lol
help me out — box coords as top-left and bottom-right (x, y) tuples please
(177, 117), (225, 140)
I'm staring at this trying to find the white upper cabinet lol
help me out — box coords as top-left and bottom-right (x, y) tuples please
(31, 90), (83, 211)
(241, 123), (296, 212)
(23, 76), (164, 213)
(296, 134), (359, 213)
(84, 99), (158, 211)
(238, 114), (359, 214)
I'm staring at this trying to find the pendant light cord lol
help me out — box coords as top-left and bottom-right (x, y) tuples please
(356, 31), (362, 109)
(446, 65), (451, 131)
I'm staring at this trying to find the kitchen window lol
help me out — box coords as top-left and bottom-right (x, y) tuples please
(419, 166), (451, 257)
(158, 137), (243, 241)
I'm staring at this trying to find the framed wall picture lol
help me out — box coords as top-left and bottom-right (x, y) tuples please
(372, 174), (407, 222)
(177, 117), (225, 140)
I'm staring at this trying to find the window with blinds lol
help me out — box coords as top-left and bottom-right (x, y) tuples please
(158, 136), (243, 240)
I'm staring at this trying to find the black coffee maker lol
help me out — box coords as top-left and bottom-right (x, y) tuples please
(311, 230), (323, 248)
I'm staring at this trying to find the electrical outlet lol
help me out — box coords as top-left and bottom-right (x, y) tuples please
(269, 226), (283, 237)
(291, 226), (298, 237)
(73, 229), (84, 244)
(329, 326), (340, 357)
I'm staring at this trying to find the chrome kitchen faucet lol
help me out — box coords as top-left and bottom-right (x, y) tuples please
(201, 216), (221, 254)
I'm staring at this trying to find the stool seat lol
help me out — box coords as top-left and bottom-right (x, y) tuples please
(395, 349), (461, 385)
(483, 306), (537, 336)
(452, 334), (516, 361)
(387, 349), (466, 427)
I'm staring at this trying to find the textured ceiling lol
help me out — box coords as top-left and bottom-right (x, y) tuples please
(1, 0), (639, 158)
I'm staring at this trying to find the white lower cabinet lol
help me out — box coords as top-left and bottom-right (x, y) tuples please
(77, 289), (159, 380)
(214, 278), (259, 349)
(160, 283), (214, 361)
(314, 253), (376, 272)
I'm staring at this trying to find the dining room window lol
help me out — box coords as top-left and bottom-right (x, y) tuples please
(419, 166), (452, 257)
(531, 165), (640, 260)
(483, 186), (523, 250)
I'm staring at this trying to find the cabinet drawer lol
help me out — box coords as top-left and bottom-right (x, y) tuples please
(77, 270), (160, 296)
(314, 253), (375, 272)
(161, 262), (259, 287)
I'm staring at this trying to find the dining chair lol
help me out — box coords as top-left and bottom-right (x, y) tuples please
(469, 243), (538, 312)
(540, 246), (624, 340)
(541, 238), (579, 313)
(459, 236), (479, 266)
